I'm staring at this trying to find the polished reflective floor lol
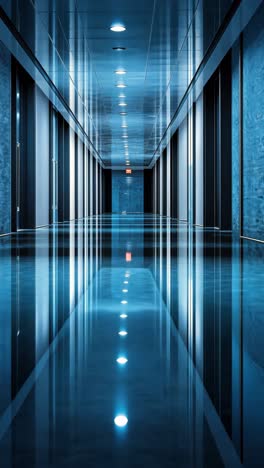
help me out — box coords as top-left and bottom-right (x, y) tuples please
(0, 215), (263, 467)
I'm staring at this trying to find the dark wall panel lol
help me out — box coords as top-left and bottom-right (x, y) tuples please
(162, 149), (167, 216)
(103, 169), (112, 213)
(171, 132), (178, 219)
(144, 169), (153, 213)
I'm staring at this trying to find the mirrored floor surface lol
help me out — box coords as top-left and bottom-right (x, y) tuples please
(0, 215), (263, 467)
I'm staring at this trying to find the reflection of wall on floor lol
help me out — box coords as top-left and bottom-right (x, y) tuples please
(112, 171), (144, 213)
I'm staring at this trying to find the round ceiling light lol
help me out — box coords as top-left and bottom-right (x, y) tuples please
(110, 24), (126, 32)
(115, 69), (126, 75)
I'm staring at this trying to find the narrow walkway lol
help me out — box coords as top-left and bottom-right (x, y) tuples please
(0, 216), (263, 466)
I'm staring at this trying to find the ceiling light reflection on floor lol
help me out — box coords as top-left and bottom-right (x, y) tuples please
(114, 415), (128, 427)
(116, 356), (128, 365)
(115, 69), (126, 75)
(112, 47), (126, 51)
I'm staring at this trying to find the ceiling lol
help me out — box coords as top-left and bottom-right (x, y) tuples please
(1, 0), (235, 168)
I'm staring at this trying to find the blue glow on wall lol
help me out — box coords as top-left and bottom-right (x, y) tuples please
(0, 42), (11, 235)
(243, 4), (264, 241)
(112, 171), (144, 213)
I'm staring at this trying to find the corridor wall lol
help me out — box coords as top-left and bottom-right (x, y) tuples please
(0, 41), (11, 235)
(35, 87), (49, 227)
(112, 171), (144, 214)
(177, 118), (188, 222)
(0, 53), (103, 236)
(194, 94), (204, 227)
(242, 4), (264, 242)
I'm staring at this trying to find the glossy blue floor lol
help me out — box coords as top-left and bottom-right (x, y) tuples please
(0, 215), (263, 467)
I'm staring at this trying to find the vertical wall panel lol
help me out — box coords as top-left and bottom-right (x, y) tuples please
(35, 87), (49, 227)
(166, 141), (171, 217)
(0, 42), (11, 235)
(178, 118), (188, 221)
(195, 93), (204, 226)
(84, 146), (89, 217)
(89, 153), (93, 216)
(78, 139), (83, 219)
(144, 169), (153, 213)
(171, 132), (178, 219)
(159, 150), (163, 216)
(162, 149), (167, 216)
(232, 40), (240, 233)
(243, 4), (264, 241)
(102, 169), (112, 213)
(69, 128), (75, 220)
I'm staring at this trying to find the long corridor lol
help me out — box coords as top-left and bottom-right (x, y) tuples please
(0, 216), (263, 467)
(0, 0), (264, 465)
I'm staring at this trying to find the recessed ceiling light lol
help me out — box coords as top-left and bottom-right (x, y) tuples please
(120, 313), (128, 318)
(122, 136), (128, 139)
(121, 125), (128, 128)
(122, 289), (128, 293)
(119, 102), (127, 107)
(116, 84), (126, 88)
(112, 47), (126, 51)
(121, 300), (127, 304)
(120, 112), (127, 115)
(119, 330), (128, 336)
(119, 94), (125, 98)
(115, 69), (126, 75)
(114, 415), (128, 427)
(110, 24), (126, 32)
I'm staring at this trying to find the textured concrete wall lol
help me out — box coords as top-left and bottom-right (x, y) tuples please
(0, 41), (11, 235)
(232, 39), (240, 233)
(243, 4), (264, 240)
(112, 171), (144, 213)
